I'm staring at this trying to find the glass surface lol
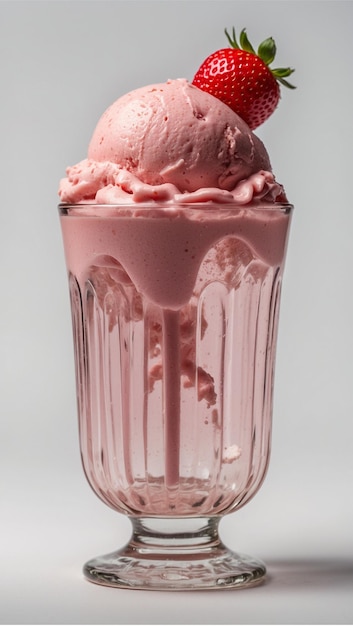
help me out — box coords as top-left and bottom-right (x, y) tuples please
(59, 202), (292, 589)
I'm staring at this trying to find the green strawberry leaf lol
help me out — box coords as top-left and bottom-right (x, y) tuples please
(225, 27), (240, 49)
(276, 76), (296, 89)
(257, 37), (276, 65)
(272, 67), (296, 88)
(239, 29), (255, 54)
(272, 67), (295, 77)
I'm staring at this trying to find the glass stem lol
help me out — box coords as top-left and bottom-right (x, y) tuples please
(128, 516), (223, 555)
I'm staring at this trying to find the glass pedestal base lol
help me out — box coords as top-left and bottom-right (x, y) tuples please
(83, 517), (266, 591)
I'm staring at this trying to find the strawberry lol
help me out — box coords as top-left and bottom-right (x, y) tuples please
(192, 28), (295, 129)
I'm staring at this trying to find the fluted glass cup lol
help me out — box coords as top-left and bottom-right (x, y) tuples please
(59, 202), (292, 590)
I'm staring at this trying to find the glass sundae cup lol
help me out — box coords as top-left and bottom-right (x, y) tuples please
(59, 201), (292, 590)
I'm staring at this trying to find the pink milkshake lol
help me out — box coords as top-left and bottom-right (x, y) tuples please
(59, 77), (293, 589)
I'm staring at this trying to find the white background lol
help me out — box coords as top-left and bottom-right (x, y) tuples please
(1, 0), (353, 624)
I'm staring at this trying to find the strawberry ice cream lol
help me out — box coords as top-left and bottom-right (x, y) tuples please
(59, 79), (285, 205)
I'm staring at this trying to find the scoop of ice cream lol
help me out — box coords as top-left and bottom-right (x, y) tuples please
(59, 79), (285, 204)
(89, 78), (270, 190)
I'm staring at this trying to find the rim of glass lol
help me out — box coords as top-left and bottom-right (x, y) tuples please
(58, 202), (293, 215)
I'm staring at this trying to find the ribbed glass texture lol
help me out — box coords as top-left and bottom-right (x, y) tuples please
(68, 234), (284, 518)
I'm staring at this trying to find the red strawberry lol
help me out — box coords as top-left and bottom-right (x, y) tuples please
(192, 28), (295, 129)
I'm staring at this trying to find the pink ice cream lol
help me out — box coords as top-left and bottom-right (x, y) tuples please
(58, 79), (285, 205)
